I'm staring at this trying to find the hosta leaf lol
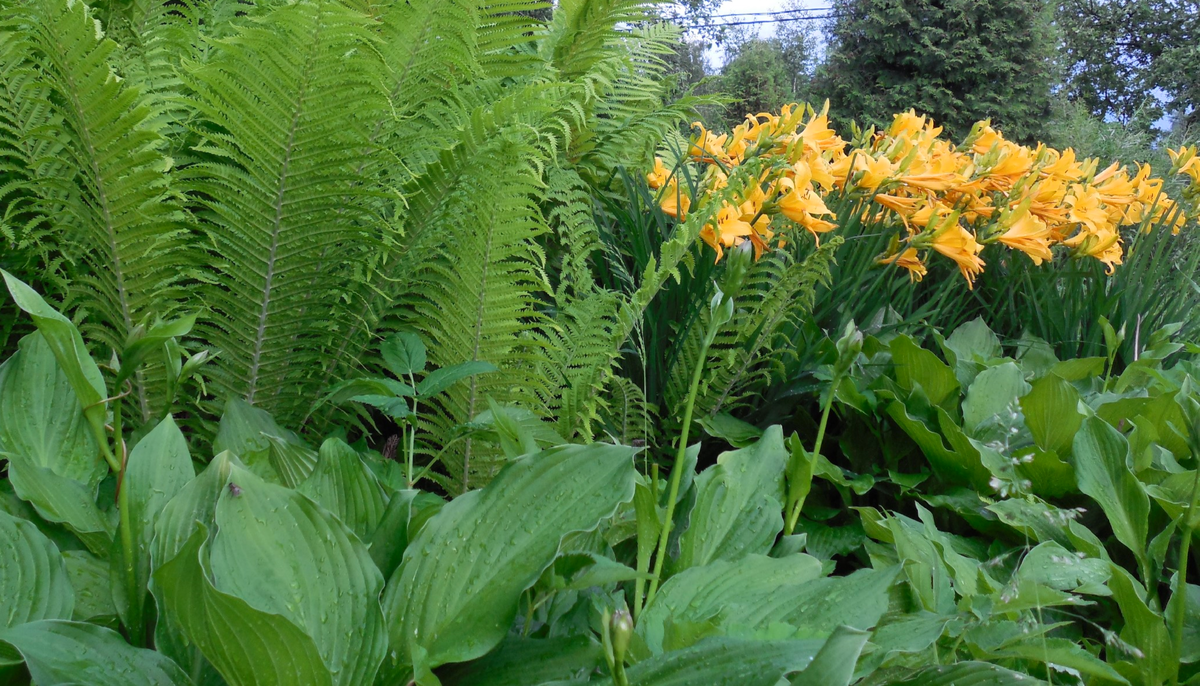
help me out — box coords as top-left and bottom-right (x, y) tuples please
(1072, 416), (1148, 567)
(120, 416), (193, 635)
(213, 398), (310, 483)
(1020, 374), (1083, 456)
(154, 527), (332, 686)
(367, 490), (444, 579)
(612, 637), (824, 686)
(0, 619), (188, 685)
(5, 456), (112, 554)
(382, 443), (637, 673)
(62, 551), (116, 622)
(789, 625), (870, 686)
(868, 662), (1046, 685)
(962, 362), (1029, 436)
(298, 438), (387, 540)
(208, 465), (387, 686)
(987, 637), (1128, 683)
(0, 510), (73, 627)
(0, 333), (103, 485)
(890, 336), (959, 408)
(265, 435), (319, 489)
(641, 556), (894, 654)
(439, 635), (602, 686)
(1, 272), (107, 430)
(675, 426), (789, 571)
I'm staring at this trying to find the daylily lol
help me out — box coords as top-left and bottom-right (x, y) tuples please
(930, 225), (986, 288)
(997, 207), (1054, 265)
(647, 157), (670, 189)
(700, 203), (754, 261)
(877, 247), (927, 282)
(658, 180), (690, 220)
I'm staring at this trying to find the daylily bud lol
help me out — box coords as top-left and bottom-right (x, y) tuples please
(720, 240), (755, 300)
(610, 609), (633, 664)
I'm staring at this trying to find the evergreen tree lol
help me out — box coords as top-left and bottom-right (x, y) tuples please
(816, 0), (1058, 142)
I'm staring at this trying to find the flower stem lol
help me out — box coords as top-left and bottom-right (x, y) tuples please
(644, 334), (711, 607)
(784, 377), (835, 535)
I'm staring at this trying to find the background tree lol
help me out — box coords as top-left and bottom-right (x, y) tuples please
(816, 0), (1058, 142)
(1057, 0), (1200, 129)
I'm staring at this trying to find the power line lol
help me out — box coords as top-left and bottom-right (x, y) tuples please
(677, 13), (843, 29)
(701, 6), (834, 19)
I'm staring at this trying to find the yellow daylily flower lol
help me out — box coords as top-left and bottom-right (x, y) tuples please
(931, 225), (986, 288)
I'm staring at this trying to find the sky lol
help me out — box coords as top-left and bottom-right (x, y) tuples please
(696, 0), (831, 66)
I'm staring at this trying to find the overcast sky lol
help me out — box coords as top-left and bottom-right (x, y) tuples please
(699, 0), (831, 66)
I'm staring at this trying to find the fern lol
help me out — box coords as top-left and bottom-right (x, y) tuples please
(2, 0), (192, 418)
(665, 238), (842, 421)
(184, 0), (387, 419)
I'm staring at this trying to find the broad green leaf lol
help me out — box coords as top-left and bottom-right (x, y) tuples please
(5, 456), (112, 553)
(858, 612), (950, 671)
(1017, 447), (1075, 498)
(789, 625), (870, 686)
(1182, 583), (1200, 663)
(890, 336), (959, 408)
(382, 442), (637, 672)
(298, 438), (387, 540)
(871, 662), (1046, 685)
(988, 637), (1128, 684)
(381, 332), (427, 377)
(439, 635), (601, 686)
(1, 272), (107, 432)
(148, 451), (235, 679)
(351, 394), (412, 419)
(612, 637), (824, 686)
(209, 465), (386, 686)
(1072, 417), (1149, 567)
(1016, 541), (1110, 595)
(62, 551), (116, 622)
(154, 527), (332, 686)
(120, 416), (194, 635)
(1106, 565), (1174, 683)
(943, 317), (1003, 386)
(265, 435), (319, 488)
(1051, 357), (1105, 381)
(367, 490), (444, 579)
(1015, 331), (1058, 377)
(0, 619), (188, 685)
(416, 360), (498, 396)
(0, 510), (73, 627)
(962, 362), (1029, 435)
(0, 333), (103, 485)
(697, 412), (763, 447)
(640, 556), (893, 654)
(675, 426), (789, 571)
(213, 398), (310, 482)
(558, 552), (648, 591)
(884, 401), (989, 488)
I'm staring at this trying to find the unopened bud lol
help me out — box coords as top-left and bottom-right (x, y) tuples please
(610, 609), (633, 663)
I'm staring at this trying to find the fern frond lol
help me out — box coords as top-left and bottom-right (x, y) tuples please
(3, 0), (191, 384)
(184, 0), (387, 420)
(666, 238), (842, 420)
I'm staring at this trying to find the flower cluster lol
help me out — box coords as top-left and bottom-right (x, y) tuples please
(648, 104), (1199, 288)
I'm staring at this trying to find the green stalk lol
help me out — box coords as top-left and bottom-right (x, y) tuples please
(407, 372), (418, 488)
(644, 334), (711, 606)
(110, 399), (143, 646)
(784, 386), (834, 535)
(1170, 465), (1200, 685)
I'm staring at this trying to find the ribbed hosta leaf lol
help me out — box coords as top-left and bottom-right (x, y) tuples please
(213, 398), (313, 484)
(186, 0), (386, 420)
(208, 464), (386, 685)
(613, 637), (825, 686)
(0, 619), (189, 685)
(639, 554), (825, 654)
(0, 510), (73, 628)
(154, 526), (333, 686)
(297, 437), (387, 540)
(674, 426), (790, 571)
(119, 416), (193, 636)
(382, 442), (637, 674)
(0, 332), (102, 486)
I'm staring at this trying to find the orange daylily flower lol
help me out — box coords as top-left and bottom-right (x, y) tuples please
(931, 225), (986, 288)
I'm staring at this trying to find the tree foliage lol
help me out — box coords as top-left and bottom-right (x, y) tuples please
(817, 0), (1057, 142)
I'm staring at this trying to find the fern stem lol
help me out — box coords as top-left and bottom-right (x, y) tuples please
(644, 331), (711, 607)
